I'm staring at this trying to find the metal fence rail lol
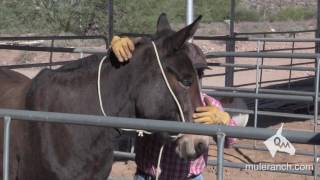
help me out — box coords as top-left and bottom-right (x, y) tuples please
(0, 35), (108, 43)
(208, 62), (315, 71)
(0, 46), (317, 73)
(0, 108), (320, 180)
(202, 86), (316, 96)
(118, 30), (317, 42)
(0, 45), (109, 55)
(235, 29), (316, 36)
(204, 90), (315, 102)
(223, 107), (313, 120)
(247, 47), (315, 53)
(206, 51), (320, 59)
(248, 37), (320, 42)
(0, 60), (74, 69)
(1, 109), (319, 144)
(0, 35), (109, 69)
(232, 76), (311, 88)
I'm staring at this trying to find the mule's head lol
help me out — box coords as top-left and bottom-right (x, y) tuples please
(132, 13), (209, 159)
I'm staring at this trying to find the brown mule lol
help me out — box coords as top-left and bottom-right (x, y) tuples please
(0, 68), (31, 180)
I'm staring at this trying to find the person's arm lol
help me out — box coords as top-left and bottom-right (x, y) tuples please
(193, 97), (230, 125)
(110, 36), (135, 62)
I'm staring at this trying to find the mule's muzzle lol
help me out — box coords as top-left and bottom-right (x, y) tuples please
(175, 134), (210, 160)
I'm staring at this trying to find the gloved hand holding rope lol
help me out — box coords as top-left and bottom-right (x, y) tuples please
(193, 97), (230, 125)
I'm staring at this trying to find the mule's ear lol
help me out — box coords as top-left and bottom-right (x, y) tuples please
(157, 13), (172, 33)
(168, 16), (202, 50)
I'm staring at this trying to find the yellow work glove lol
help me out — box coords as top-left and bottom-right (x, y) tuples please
(111, 36), (135, 62)
(193, 97), (230, 125)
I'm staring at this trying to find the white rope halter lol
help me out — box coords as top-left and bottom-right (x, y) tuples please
(97, 41), (186, 180)
(97, 56), (152, 136)
(151, 41), (186, 123)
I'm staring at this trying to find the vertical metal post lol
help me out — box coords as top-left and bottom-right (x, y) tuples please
(314, 1), (320, 176)
(225, 0), (236, 87)
(108, 0), (114, 46)
(186, 0), (194, 43)
(259, 34), (266, 88)
(186, 0), (194, 25)
(254, 41), (262, 147)
(3, 116), (11, 180)
(288, 33), (296, 89)
(316, 0), (320, 54)
(254, 41), (262, 128)
(216, 132), (226, 180)
(49, 39), (54, 70)
(313, 56), (319, 180)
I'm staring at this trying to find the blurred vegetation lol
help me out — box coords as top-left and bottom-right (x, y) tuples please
(235, 7), (260, 22)
(270, 6), (316, 21)
(0, 0), (316, 35)
(113, 0), (230, 33)
(0, 0), (108, 35)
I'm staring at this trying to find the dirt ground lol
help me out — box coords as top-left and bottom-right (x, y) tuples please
(0, 30), (319, 180)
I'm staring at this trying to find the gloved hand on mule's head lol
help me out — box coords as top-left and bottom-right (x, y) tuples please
(193, 97), (230, 125)
(111, 36), (135, 62)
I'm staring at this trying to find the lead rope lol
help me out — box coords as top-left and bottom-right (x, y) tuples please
(97, 56), (108, 116)
(151, 41), (186, 180)
(97, 41), (186, 180)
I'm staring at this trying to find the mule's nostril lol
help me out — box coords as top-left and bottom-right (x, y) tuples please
(196, 142), (207, 154)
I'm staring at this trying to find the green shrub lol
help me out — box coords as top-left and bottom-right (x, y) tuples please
(112, 0), (231, 34)
(271, 6), (316, 21)
(194, 0), (230, 23)
(235, 7), (260, 21)
(0, 0), (232, 35)
(0, 0), (108, 35)
(0, 0), (316, 35)
(113, 0), (185, 34)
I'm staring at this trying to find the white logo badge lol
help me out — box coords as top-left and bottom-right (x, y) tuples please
(264, 123), (295, 158)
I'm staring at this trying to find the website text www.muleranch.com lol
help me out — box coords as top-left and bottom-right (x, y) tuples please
(245, 163), (314, 171)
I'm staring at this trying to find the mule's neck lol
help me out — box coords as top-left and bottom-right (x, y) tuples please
(98, 48), (152, 118)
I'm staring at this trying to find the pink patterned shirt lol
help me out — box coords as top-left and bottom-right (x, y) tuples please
(134, 93), (236, 180)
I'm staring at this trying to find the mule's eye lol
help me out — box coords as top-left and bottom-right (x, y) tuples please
(180, 79), (193, 87)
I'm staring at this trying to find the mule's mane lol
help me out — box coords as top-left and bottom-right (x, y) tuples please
(33, 55), (104, 84)
(56, 55), (103, 72)
(0, 68), (30, 82)
(52, 36), (152, 74)
(35, 37), (151, 83)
